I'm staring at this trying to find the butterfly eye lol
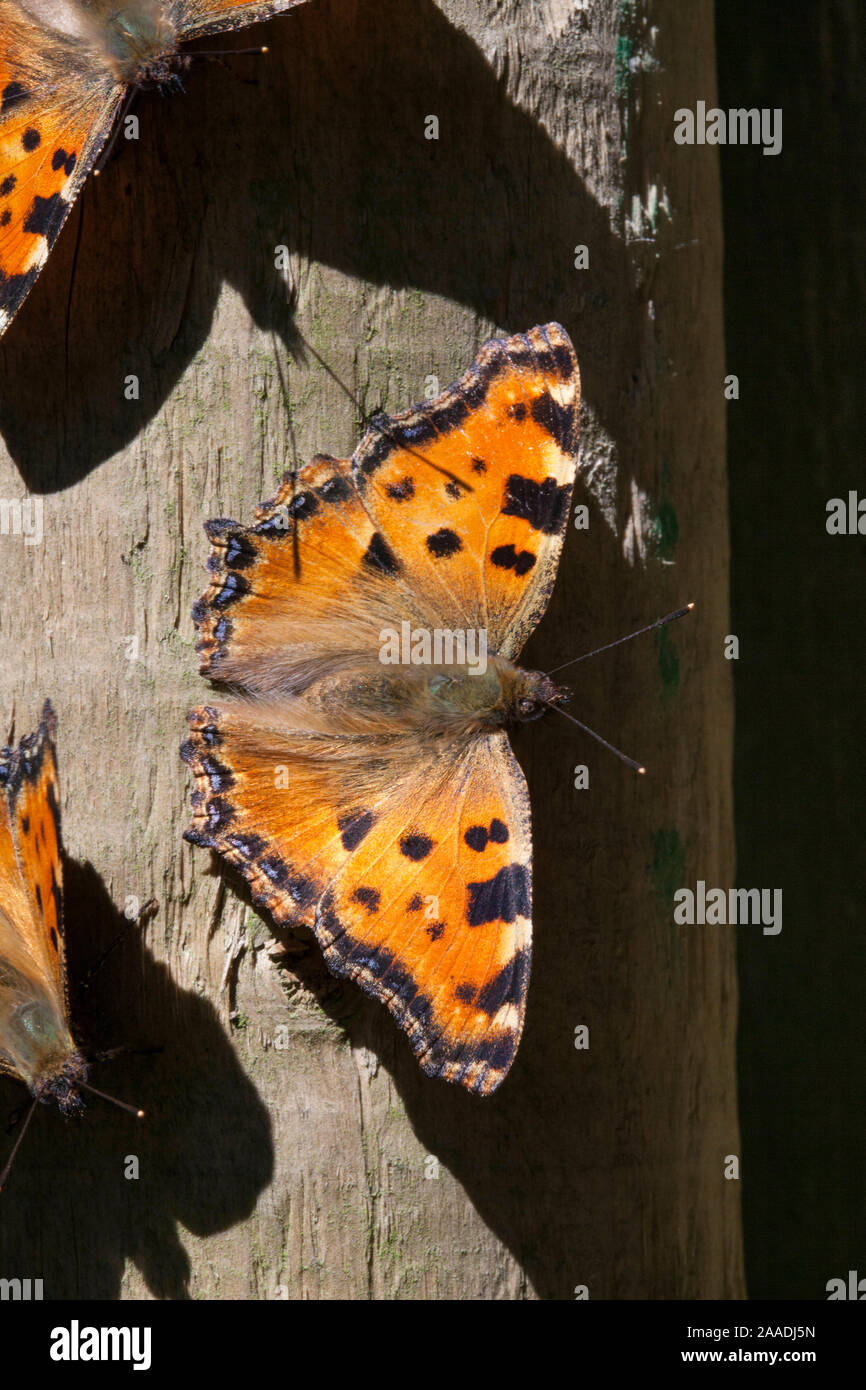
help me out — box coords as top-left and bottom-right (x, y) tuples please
(518, 698), (537, 718)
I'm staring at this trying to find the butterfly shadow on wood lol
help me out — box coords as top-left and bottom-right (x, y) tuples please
(0, 0), (636, 491)
(0, 857), (273, 1300)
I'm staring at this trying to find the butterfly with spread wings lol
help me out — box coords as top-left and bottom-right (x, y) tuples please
(0, 0), (309, 335)
(182, 323), (580, 1096)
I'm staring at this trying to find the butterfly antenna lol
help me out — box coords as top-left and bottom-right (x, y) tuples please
(79, 1083), (144, 1120)
(193, 46), (270, 57)
(77, 897), (157, 996)
(547, 704), (646, 774)
(291, 330), (474, 492)
(0, 1098), (38, 1192)
(546, 603), (695, 677)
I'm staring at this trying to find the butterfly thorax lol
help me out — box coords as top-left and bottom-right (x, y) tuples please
(3, 995), (85, 1113)
(96, 3), (181, 86)
(307, 658), (569, 736)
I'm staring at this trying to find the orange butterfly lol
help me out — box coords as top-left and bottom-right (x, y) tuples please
(182, 323), (579, 1096)
(0, 0), (309, 336)
(0, 701), (141, 1188)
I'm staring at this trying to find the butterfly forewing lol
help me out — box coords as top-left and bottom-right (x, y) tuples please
(351, 322), (580, 658)
(175, 0), (308, 41)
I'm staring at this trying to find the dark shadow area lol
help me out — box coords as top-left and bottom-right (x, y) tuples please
(718, 2), (866, 1297)
(0, 859), (272, 1299)
(0, 0), (634, 491)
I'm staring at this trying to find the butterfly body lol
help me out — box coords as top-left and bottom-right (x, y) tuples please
(183, 324), (580, 1096)
(0, 701), (89, 1116)
(297, 658), (568, 739)
(0, 0), (308, 333)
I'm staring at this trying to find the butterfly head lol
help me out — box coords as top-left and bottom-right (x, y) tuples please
(32, 1051), (90, 1117)
(511, 670), (570, 724)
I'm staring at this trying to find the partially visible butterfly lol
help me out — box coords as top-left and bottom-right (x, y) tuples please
(0, 700), (142, 1189)
(182, 323), (581, 1096)
(0, 0), (310, 336)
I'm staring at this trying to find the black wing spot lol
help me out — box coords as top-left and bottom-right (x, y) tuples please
(467, 863), (529, 926)
(0, 175), (16, 197)
(530, 391), (575, 449)
(407, 893), (423, 911)
(316, 474), (352, 504)
(0, 210), (10, 227)
(386, 477), (415, 501)
(464, 825), (488, 852)
(352, 886), (380, 913)
(338, 809), (375, 851)
(1, 82), (28, 114)
(490, 543), (536, 576)
(476, 949), (529, 1014)
(471, 457), (487, 474)
(444, 480), (462, 499)
(489, 819), (509, 843)
(23, 192), (63, 237)
(425, 527), (462, 558)
(506, 401), (528, 421)
(21, 127), (41, 152)
(502, 474), (570, 535)
(362, 531), (400, 576)
(400, 832), (434, 861)
(425, 920), (445, 941)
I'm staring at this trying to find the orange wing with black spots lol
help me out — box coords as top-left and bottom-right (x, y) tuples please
(0, 700), (73, 1084)
(352, 322), (580, 658)
(0, 1), (121, 335)
(193, 454), (432, 694)
(182, 704), (532, 1096)
(184, 324), (580, 1095)
(0, 0), (311, 337)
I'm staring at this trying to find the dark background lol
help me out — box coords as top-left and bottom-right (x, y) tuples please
(717, 0), (866, 1298)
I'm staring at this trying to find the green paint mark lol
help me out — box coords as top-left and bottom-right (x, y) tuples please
(650, 828), (685, 904)
(648, 498), (679, 561)
(655, 625), (681, 696)
(615, 33), (633, 97)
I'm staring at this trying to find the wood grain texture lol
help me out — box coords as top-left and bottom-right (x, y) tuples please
(0, 0), (742, 1299)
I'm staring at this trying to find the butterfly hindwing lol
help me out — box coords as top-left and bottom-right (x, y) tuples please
(182, 705), (532, 1096)
(352, 322), (580, 659)
(317, 732), (532, 1096)
(182, 698), (407, 928)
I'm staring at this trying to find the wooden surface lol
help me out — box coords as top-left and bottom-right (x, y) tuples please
(0, 0), (742, 1299)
